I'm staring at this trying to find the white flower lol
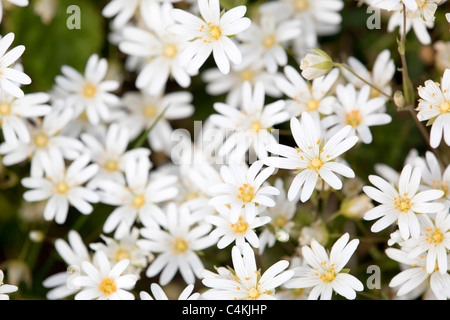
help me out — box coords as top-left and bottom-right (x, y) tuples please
(0, 32), (32, 98)
(170, 0), (251, 74)
(284, 233), (364, 300)
(386, 247), (450, 300)
(405, 210), (450, 274)
(236, 13), (301, 74)
(275, 65), (339, 118)
(98, 156), (179, 234)
(42, 230), (91, 300)
(417, 69), (450, 148)
(80, 123), (150, 188)
(300, 48), (334, 80)
(54, 54), (121, 125)
(369, 0), (418, 11)
(414, 151), (449, 203)
(202, 57), (282, 108)
(387, 8), (434, 45)
(363, 164), (445, 240)
(118, 2), (191, 94)
(22, 151), (100, 224)
(140, 283), (200, 300)
(0, 270), (18, 300)
(71, 250), (138, 300)
(206, 204), (271, 250)
(447, 13), (450, 23)
(137, 203), (215, 285)
(90, 222), (153, 277)
(208, 160), (280, 224)
(0, 105), (85, 177)
(264, 113), (358, 202)
(202, 243), (294, 300)
(208, 80), (289, 162)
(341, 49), (395, 101)
(258, 178), (297, 254)
(322, 84), (391, 144)
(0, 90), (51, 146)
(119, 90), (194, 155)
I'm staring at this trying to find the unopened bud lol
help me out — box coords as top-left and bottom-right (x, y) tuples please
(300, 48), (334, 80)
(394, 90), (406, 109)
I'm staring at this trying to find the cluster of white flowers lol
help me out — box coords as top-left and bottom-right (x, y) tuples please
(0, 0), (449, 301)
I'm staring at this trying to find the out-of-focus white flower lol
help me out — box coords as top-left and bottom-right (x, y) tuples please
(340, 194), (374, 219)
(22, 152), (100, 225)
(387, 8), (434, 45)
(169, 0), (251, 74)
(284, 233), (364, 300)
(434, 41), (450, 73)
(0, 270), (18, 300)
(414, 151), (449, 203)
(53, 54), (121, 125)
(322, 84), (391, 144)
(71, 250), (138, 300)
(264, 113), (358, 202)
(137, 203), (215, 286)
(208, 81), (290, 162)
(202, 243), (294, 300)
(417, 69), (450, 148)
(363, 164), (444, 240)
(0, 32), (32, 98)
(300, 48), (334, 80)
(140, 283), (200, 300)
(208, 160), (279, 224)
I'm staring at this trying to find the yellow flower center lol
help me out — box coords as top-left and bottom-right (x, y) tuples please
(247, 287), (261, 300)
(163, 44), (177, 58)
(310, 157), (323, 170)
(439, 101), (450, 114)
(370, 87), (381, 99)
(250, 120), (262, 132)
(0, 103), (11, 116)
(263, 34), (276, 48)
(237, 184), (255, 203)
(240, 69), (254, 82)
(82, 82), (97, 99)
(131, 194), (146, 208)
(394, 195), (412, 213)
(209, 25), (222, 41)
(231, 216), (249, 234)
(34, 132), (49, 148)
(426, 228), (444, 245)
(103, 159), (119, 172)
(143, 105), (157, 118)
(172, 236), (189, 254)
(273, 215), (287, 228)
(98, 277), (117, 296)
(114, 249), (130, 262)
(55, 181), (69, 195)
(345, 110), (362, 127)
(294, 0), (309, 11)
(324, 271), (335, 282)
(306, 99), (320, 111)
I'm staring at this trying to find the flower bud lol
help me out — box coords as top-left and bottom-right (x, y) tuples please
(394, 90), (406, 109)
(300, 48), (334, 80)
(340, 194), (374, 219)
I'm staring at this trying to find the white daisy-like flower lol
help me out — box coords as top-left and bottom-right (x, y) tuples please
(416, 69), (450, 148)
(341, 49), (396, 101)
(386, 247), (450, 300)
(208, 81), (290, 162)
(0, 105), (85, 177)
(53, 54), (121, 125)
(363, 164), (445, 240)
(119, 90), (194, 155)
(71, 250), (138, 300)
(405, 209), (450, 274)
(284, 233), (364, 300)
(264, 113), (359, 202)
(206, 204), (271, 250)
(202, 57), (282, 108)
(322, 84), (391, 144)
(169, 0), (251, 74)
(275, 65), (339, 119)
(98, 156), (179, 234)
(414, 151), (449, 203)
(0, 90), (51, 146)
(140, 283), (200, 300)
(258, 178), (297, 254)
(0, 32), (32, 98)
(42, 230), (91, 300)
(236, 13), (301, 74)
(202, 243), (294, 300)
(137, 202), (215, 286)
(208, 160), (279, 224)
(0, 270), (18, 300)
(118, 2), (191, 95)
(90, 222), (153, 278)
(80, 123), (150, 188)
(387, 8), (434, 45)
(21, 151), (100, 225)
(369, 0), (418, 11)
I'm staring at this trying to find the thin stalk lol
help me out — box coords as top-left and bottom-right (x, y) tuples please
(131, 105), (170, 149)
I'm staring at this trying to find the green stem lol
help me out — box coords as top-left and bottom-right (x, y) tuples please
(398, 4), (415, 107)
(131, 106), (170, 149)
(334, 63), (392, 101)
